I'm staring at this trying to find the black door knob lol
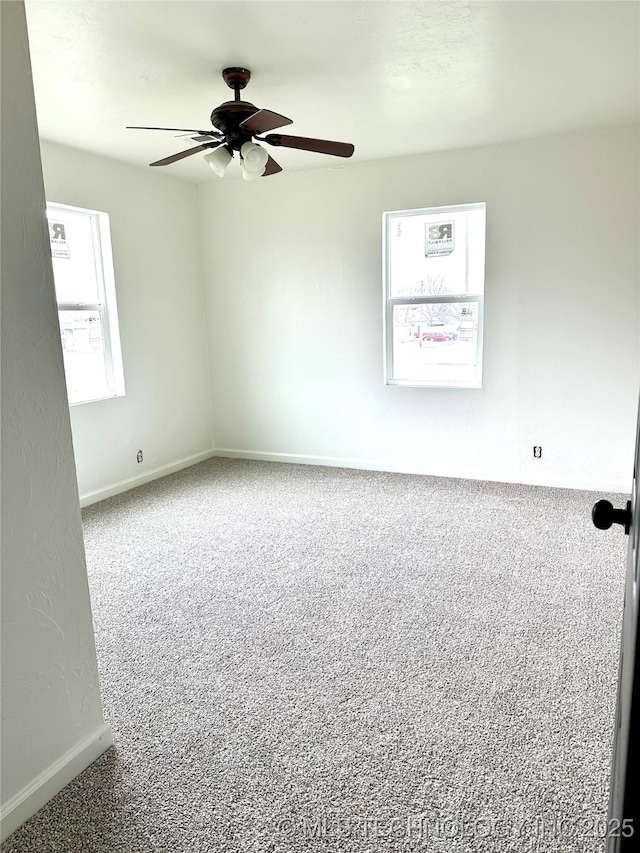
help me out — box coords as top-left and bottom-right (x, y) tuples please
(592, 499), (632, 534)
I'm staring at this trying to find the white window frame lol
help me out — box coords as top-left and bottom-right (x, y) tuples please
(47, 202), (125, 405)
(383, 202), (486, 389)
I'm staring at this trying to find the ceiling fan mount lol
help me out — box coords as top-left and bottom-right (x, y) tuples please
(127, 66), (355, 176)
(221, 66), (252, 93)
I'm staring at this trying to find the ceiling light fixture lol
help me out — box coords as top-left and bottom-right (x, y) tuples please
(129, 67), (354, 177)
(204, 145), (232, 176)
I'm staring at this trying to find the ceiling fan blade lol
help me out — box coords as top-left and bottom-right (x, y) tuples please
(262, 154), (282, 177)
(128, 125), (217, 135)
(240, 109), (293, 134)
(263, 134), (354, 158)
(174, 131), (222, 138)
(149, 142), (221, 167)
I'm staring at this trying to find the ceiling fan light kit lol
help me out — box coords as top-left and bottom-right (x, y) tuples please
(127, 67), (354, 178)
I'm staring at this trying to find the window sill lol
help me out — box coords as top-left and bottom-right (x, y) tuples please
(69, 391), (125, 407)
(385, 379), (483, 389)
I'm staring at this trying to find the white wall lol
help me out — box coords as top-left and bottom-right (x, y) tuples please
(40, 141), (214, 503)
(0, 3), (111, 840)
(197, 125), (639, 492)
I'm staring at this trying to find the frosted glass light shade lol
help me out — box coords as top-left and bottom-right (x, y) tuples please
(204, 146), (232, 176)
(240, 141), (268, 174)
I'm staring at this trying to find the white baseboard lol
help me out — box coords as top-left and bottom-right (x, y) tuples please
(79, 448), (216, 507)
(0, 723), (113, 843)
(213, 447), (630, 494)
(78, 446), (629, 506)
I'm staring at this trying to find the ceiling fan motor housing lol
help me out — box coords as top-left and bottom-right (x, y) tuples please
(210, 100), (259, 150)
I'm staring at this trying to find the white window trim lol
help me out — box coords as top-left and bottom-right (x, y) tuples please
(382, 202), (486, 389)
(48, 201), (125, 405)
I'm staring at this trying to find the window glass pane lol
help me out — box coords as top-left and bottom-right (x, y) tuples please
(58, 310), (110, 403)
(47, 208), (100, 304)
(388, 205), (485, 298)
(392, 302), (480, 383)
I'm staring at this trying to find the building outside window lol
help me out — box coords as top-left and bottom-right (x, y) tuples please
(46, 202), (125, 405)
(383, 202), (486, 388)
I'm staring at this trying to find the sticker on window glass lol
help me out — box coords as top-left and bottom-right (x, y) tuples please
(459, 304), (476, 340)
(425, 221), (454, 257)
(49, 220), (70, 259)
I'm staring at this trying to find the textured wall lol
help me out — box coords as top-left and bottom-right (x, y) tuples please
(197, 125), (639, 491)
(40, 141), (214, 501)
(0, 0), (108, 832)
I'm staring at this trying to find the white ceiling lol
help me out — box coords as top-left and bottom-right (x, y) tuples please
(25, 1), (639, 183)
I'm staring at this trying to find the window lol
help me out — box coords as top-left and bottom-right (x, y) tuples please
(383, 202), (486, 388)
(47, 202), (125, 405)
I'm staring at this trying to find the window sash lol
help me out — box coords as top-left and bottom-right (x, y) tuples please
(57, 304), (115, 395)
(384, 296), (484, 387)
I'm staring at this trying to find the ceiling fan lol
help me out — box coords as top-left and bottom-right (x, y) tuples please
(127, 67), (355, 179)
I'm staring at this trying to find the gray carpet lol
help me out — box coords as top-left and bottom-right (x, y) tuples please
(2, 459), (628, 852)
